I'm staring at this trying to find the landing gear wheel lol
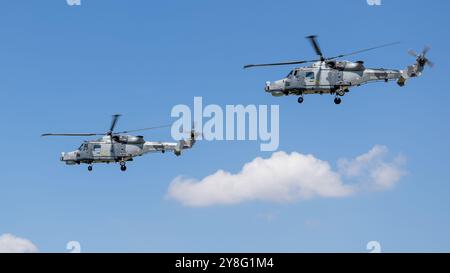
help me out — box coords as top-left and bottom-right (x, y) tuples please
(334, 97), (342, 105)
(88, 165), (93, 172)
(120, 165), (127, 171)
(297, 96), (304, 104)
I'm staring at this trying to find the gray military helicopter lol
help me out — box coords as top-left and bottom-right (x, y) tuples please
(42, 114), (197, 171)
(244, 35), (433, 104)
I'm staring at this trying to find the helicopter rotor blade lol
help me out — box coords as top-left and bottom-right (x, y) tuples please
(243, 59), (318, 69)
(306, 35), (324, 61)
(421, 57), (434, 68)
(411, 46), (434, 68)
(326, 41), (401, 61)
(110, 134), (116, 156)
(109, 114), (121, 134)
(41, 133), (103, 137)
(108, 115), (121, 157)
(408, 49), (419, 57)
(115, 124), (172, 134)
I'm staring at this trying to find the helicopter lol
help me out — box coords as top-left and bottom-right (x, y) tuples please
(244, 35), (433, 104)
(42, 114), (198, 171)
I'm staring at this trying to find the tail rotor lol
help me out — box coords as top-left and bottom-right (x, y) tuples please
(400, 45), (433, 83)
(408, 46), (434, 68)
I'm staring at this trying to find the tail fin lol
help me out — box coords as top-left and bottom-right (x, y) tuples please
(181, 129), (198, 149)
(398, 46), (433, 86)
(174, 129), (199, 156)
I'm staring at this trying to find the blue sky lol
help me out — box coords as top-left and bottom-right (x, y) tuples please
(0, 0), (450, 252)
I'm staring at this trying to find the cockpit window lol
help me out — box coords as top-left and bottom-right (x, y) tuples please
(286, 70), (293, 78)
(79, 143), (88, 151)
(305, 71), (315, 80)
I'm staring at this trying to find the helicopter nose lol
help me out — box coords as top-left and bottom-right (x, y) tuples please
(61, 152), (73, 161)
(61, 151), (77, 161)
(265, 81), (280, 92)
(265, 80), (286, 96)
(265, 80), (284, 91)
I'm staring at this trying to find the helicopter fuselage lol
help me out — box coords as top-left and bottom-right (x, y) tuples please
(245, 35), (431, 104)
(61, 135), (192, 165)
(43, 114), (198, 171)
(265, 61), (403, 97)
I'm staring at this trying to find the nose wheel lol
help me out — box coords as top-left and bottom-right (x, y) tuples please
(120, 161), (127, 171)
(87, 165), (93, 172)
(334, 97), (342, 105)
(297, 96), (304, 104)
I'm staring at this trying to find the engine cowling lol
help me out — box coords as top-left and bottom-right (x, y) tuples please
(331, 61), (365, 71)
(114, 135), (145, 144)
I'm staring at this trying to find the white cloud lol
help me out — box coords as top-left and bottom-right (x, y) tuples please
(337, 145), (406, 191)
(0, 234), (38, 253)
(168, 145), (406, 207)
